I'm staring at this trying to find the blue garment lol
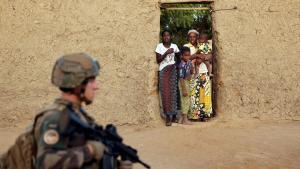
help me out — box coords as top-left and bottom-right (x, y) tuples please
(179, 60), (192, 79)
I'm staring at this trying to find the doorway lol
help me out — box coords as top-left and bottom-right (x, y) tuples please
(159, 2), (218, 120)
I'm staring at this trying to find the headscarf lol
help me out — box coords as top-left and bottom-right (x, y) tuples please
(187, 29), (199, 36)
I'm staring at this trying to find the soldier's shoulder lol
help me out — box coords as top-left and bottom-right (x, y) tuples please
(35, 101), (71, 128)
(42, 100), (68, 113)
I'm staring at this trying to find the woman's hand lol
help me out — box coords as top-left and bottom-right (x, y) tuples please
(190, 54), (198, 60)
(198, 53), (212, 61)
(196, 53), (206, 60)
(204, 53), (212, 61)
(156, 48), (174, 64)
(164, 48), (174, 55)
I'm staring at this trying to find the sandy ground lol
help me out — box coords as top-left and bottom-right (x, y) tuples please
(0, 119), (300, 169)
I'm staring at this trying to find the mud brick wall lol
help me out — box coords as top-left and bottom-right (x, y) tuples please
(212, 0), (300, 120)
(0, 0), (299, 127)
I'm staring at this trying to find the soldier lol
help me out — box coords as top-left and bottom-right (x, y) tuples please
(34, 53), (133, 169)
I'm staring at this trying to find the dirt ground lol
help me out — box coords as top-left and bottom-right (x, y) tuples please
(1, 119), (299, 169)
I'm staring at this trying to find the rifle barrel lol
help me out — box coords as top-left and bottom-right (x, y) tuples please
(138, 160), (151, 169)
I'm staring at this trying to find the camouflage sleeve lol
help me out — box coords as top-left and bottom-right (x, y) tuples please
(35, 112), (94, 169)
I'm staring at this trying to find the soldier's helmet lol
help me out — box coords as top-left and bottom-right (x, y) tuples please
(51, 53), (100, 88)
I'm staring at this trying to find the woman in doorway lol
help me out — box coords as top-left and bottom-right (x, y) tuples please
(184, 29), (213, 121)
(155, 30), (181, 126)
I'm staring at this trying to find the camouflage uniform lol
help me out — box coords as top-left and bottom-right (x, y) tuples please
(1, 53), (133, 169)
(34, 98), (100, 169)
(34, 53), (103, 169)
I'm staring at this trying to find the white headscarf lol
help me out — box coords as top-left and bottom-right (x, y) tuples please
(187, 29), (199, 36)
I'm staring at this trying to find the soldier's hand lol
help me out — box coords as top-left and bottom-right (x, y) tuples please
(87, 140), (106, 160)
(118, 160), (133, 169)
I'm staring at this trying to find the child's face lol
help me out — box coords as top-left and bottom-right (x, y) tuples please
(196, 58), (202, 64)
(199, 35), (208, 43)
(182, 51), (190, 62)
(162, 32), (171, 43)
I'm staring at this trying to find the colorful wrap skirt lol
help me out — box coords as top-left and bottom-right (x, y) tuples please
(159, 64), (179, 116)
(189, 73), (213, 119)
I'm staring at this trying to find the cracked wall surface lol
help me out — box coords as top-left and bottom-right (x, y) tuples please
(0, 0), (299, 127)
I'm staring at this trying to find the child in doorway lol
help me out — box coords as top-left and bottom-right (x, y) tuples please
(197, 33), (213, 77)
(178, 46), (193, 125)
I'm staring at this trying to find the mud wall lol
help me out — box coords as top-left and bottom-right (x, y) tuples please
(0, 0), (299, 127)
(0, 0), (161, 127)
(212, 0), (300, 120)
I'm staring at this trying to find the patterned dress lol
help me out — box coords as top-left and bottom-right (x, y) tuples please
(184, 43), (213, 120)
(159, 64), (179, 117)
(189, 68), (213, 119)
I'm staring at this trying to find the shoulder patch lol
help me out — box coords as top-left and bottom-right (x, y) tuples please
(43, 129), (60, 145)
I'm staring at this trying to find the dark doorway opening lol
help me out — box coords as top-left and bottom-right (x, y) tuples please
(159, 2), (218, 120)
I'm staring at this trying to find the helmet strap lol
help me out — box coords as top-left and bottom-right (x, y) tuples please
(79, 84), (92, 105)
(69, 87), (82, 105)
(71, 78), (93, 105)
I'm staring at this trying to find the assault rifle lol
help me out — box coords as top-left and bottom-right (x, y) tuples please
(68, 112), (151, 169)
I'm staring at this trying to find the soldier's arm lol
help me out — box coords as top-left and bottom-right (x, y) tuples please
(35, 112), (95, 169)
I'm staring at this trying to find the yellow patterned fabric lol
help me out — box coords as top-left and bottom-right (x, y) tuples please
(201, 76), (212, 116)
(189, 72), (212, 119)
(198, 42), (212, 54)
(184, 43), (198, 55)
(185, 42), (213, 120)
